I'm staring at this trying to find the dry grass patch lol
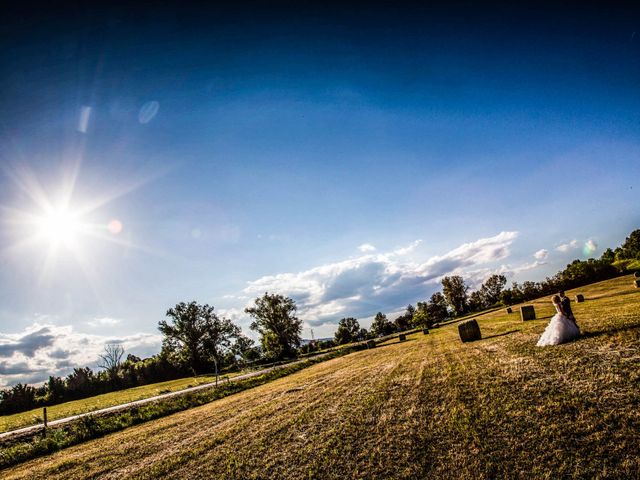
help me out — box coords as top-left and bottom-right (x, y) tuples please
(3, 275), (639, 479)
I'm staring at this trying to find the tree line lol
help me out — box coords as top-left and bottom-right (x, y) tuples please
(2, 229), (638, 415)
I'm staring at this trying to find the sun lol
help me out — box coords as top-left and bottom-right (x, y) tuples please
(37, 206), (82, 247)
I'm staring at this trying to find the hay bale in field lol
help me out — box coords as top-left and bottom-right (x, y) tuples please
(422, 328), (429, 335)
(634, 271), (640, 278)
(458, 319), (481, 343)
(366, 340), (376, 349)
(520, 305), (536, 321)
(635, 280), (640, 289)
(575, 294), (584, 303)
(399, 333), (406, 342)
(506, 307), (513, 314)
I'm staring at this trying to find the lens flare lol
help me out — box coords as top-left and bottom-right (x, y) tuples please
(107, 219), (123, 235)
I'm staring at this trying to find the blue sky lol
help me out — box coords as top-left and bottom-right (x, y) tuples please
(0, 2), (639, 385)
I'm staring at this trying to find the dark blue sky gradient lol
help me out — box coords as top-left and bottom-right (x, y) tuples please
(0, 2), (638, 378)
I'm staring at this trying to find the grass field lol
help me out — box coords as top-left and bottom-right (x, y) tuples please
(0, 374), (240, 433)
(3, 275), (639, 479)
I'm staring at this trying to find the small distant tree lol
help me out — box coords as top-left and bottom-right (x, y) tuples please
(441, 276), (469, 316)
(394, 304), (415, 331)
(370, 312), (394, 337)
(98, 344), (125, 379)
(245, 293), (303, 360)
(480, 274), (507, 306)
(357, 327), (369, 341)
(334, 317), (361, 345)
(468, 290), (486, 312)
(424, 292), (448, 325)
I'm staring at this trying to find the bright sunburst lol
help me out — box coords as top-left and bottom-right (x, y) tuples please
(0, 163), (160, 289)
(37, 205), (82, 247)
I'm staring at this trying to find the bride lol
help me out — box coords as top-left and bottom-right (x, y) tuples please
(536, 295), (580, 346)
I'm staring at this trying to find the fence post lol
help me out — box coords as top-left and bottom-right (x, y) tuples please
(43, 407), (48, 435)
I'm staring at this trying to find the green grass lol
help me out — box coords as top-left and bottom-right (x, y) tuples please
(3, 275), (639, 479)
(0, 374), (242, 434)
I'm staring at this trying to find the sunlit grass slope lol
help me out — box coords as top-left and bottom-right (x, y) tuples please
(4, 275), (639, 479)
(0, 374), (239, 433)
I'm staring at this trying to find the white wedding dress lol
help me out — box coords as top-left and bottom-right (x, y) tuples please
(536, 304), (580, 346)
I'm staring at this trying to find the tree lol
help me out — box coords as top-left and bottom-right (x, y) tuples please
(617, 229), (640, 260)
(426, 292), (448, 324)
(394, 304), (415, 331)
(441, 276), (469, 316)
(480, 274), (507, 306)
(468, 290), (486, 312)
(98, 344), (125, 379)
(159, 301), (240, 374)
(370, 312), (394, 337)
(245, 293), (303, 359)
(334, 317), (360, 345)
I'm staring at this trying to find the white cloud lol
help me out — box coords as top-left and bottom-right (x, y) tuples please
(584, 239), (598, 255)
(357, 243), (376, 253)
(0, 323), (161, 388)
(533, 249), (549, 261)
(86, 317), (122, 327)
(245, 231), (519, 326)
(556, 239), (579, 252)
(392, 239), (422, 256)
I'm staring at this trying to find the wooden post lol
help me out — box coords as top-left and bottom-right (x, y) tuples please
(43, 407), (48, 435)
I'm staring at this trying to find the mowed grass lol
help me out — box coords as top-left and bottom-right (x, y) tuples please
(0, 374), (241, 433)
(4, 275), (639, 479)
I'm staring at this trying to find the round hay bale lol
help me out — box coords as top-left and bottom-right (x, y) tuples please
(458, 319), (481, 343)
(506, 307), (513, 314)
(635, 279), (640, 289)
(398, 333), (406, 342)
(575, 294), (584, 303)
(422, 328), (429, 335)
(366, 340), (376, 349)
(520, 305), (536, 321)
(634, 271), (640, 278)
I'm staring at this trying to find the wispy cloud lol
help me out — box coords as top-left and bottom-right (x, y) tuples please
(357, 243), (376, 253)
(86, 317), (122, 327)
(556, 239), (579, 252)
(533, 249), (549, 261)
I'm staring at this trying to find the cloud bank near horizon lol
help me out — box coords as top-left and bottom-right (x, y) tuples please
(0, 323), (161, 388)
(244, 231), (521, 327)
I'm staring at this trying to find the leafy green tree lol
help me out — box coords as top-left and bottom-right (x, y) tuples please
(394, 304), (415, 331)
(159, 302), (240, 374)
(468, 290), (486, 312)
(426, 292), (448, 324)
(370, 312), (395, 337)
(480, 274), (507, 306)
(245, 293), (303, 359)
(441, 276), (469, 316)
(334, 317), (361, 345)
(617, 229), (640, 260)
